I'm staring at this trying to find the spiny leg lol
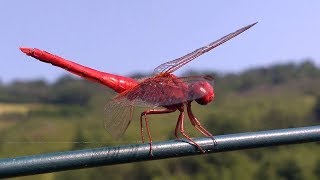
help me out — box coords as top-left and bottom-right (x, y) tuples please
(187, 102), (217, 145)
(174, 116), (181, 139)
(187, 102), (212, 136)
(144, 115), (153, 156)
(140, 108), (176, 155)
(140, 115), (145, 143)
(177, 107), (205, 153)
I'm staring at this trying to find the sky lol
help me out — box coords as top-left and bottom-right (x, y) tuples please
(0, 1), (319, 83)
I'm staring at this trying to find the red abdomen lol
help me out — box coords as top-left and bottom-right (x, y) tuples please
(20, 47), (138, 93)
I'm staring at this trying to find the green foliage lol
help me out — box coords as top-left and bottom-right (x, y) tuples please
(276, 159), (303, 180)
(1, 60), (320, 179)
(312, 96), (320, 122)
(314, 159), (320, 178)
(0, 75), (103, 106)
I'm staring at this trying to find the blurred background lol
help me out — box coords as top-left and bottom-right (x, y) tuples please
(1, 1), (320, 179)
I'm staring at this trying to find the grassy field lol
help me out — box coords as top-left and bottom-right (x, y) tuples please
(1, 88), (320, 179)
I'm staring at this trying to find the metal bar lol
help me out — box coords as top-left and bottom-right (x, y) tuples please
(0, 125), (320, 178)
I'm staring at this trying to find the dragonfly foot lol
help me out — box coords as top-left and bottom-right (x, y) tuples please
(210, 136), (217, 147)
(148, 142), (154, 157)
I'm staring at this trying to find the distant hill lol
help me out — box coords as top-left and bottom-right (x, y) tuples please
(1, 60), (319, 104)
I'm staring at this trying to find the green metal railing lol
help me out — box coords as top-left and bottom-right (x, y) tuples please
(0, 125), (320, 178)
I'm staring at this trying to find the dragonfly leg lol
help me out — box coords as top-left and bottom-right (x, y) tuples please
(144, 115), (153, 156)
(187, 102), (217, 146)
(174, 116), (181, 139)
(140, 108), (176, 156)
(140, 115), (145, 144)
(177, 106), (205, 153)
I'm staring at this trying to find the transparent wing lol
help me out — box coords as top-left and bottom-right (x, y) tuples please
(154, 22), (257, 74)
(113, 75), (214, 107)
(179, 75), (214, 84)
(104, 100), (134, 139)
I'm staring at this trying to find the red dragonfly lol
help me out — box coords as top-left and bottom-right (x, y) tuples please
(20, 22), (256, 155)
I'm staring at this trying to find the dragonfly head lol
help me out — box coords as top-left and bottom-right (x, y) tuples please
(189, 79), (214, 105)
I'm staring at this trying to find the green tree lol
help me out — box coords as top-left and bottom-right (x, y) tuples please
(312, 96), (320, 122)
(277, 159), (303, 180)
(313, 159), (320, 178)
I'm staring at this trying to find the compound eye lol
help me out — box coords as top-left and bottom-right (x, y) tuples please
(189, 81), (214, 105)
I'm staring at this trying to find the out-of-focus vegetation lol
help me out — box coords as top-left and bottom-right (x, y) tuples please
(1, 60), (320, 179)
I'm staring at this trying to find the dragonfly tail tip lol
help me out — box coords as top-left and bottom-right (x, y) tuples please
(19, 47), (33, 55)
